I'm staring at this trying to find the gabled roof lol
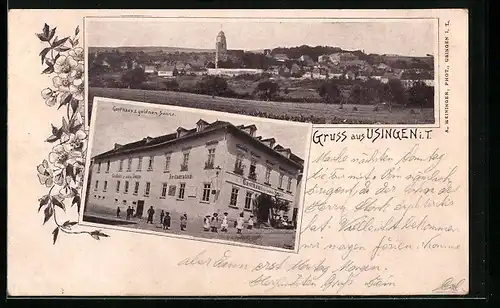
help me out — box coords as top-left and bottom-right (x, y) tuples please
(93, 120), (303, 169)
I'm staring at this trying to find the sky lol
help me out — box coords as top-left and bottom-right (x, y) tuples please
(90, 99), (311, 160)
(86, 19), (436, 57)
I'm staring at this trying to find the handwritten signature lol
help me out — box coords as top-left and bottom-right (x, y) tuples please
(432, 277), (466, 293)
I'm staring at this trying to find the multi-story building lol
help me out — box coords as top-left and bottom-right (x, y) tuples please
(86, 119), (304, 224)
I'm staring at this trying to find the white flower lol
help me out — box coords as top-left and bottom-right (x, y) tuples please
(61, 130), (88, 154)
(68, 47), (84, 63)
(37, 159), (54, 187)
(54, 55), (78, 79)
(53, 76), (72, 92)
(41, 88), (58, 107)
(69, 63), (84, 86)
(48, 144), (84, 169)
(69, 80), (84, 101)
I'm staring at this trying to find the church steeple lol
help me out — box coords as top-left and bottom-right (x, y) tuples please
(215, 30), (227, 69)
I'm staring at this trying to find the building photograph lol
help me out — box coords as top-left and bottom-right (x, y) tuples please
(82, 97), (312, 251)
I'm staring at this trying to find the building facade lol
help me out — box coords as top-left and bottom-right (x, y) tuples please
(86, 119), (304, 224)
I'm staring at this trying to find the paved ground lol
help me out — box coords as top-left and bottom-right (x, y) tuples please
(83, 212), (296, 250)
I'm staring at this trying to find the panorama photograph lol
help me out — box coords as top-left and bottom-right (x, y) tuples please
(86, 18), (436, 124)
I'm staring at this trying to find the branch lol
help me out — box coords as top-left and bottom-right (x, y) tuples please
(52, 204), (92, 236)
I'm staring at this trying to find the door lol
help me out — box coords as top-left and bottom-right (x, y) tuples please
(136, 200), (145, 218)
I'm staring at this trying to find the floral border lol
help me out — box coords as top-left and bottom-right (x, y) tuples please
(36, 23), (109, 244)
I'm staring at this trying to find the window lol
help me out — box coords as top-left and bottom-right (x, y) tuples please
(103, 181), (108, 192)
(244, 191), (253, 210)
(106, 160), (110, 172)
(97, 162), (101, 173)
(178, 183), (186, 199)
(94, 180), (99, 190)
(119, 159), (124, 172)
(234, 154), (244, 175)
(278, 173), (284, 189)
(124, 181), (129, 194)
(147, 156), (154, 171)
(168, 185), (176, 196)
(181, 152), (189, 171)
(265, 167), (271, 184)
(164, 154), (171, 172)
(133, 181), (139, 195)
(230, 187), (239, 207)
(137, 157), (142, 171)
(127, 158), (132, 172)
(144, 182), (151, 197)
(287, 177), (292, 191)
(249, 159), (257, 180)
(205, 148), (215, 169)
(116, 180), (120, 193)
(202, 183), (211, 202)
(161, 183), (168, 198)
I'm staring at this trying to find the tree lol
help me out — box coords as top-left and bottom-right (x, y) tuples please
(349, 84), (370, 105)
(252, 193), (291, 226)
(318, 80), (342, 107)
(254, 81), (280, 101)
(121, 67), (146, 89)
(407, 81), (434, 108)
(195, 76), (229, 96)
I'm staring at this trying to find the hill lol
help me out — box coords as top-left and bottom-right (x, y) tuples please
(89, 46), (214, 54)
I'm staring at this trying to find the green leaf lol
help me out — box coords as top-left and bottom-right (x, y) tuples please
(45, 58), (54, 67)
(40, 47), (51, 65)
(63, 220), (78, 227)
(48, 27), (56, 41)
(52, 227), (59, 245)
(73, 39), (79, 46)
(45, 135), (60, 143)
(70, 99), (79, 114)
(43, 205), (53, 224)
(51, 124), (58, 135)
(58, 94), (73, 110)
(66, 164), (75, 182)
(36, 33), (47, 41)
(55, 46), (70, 52)
(42, 66), (54, 74)
(38, 195), (50, 212)
(75, 25), (80, 36)
(53, 37), (69, 48)
(72, 195), (81, 211)
(51, 196), (65, 211)
(43, 24), (50, 38)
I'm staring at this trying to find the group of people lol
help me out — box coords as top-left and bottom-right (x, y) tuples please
(203, 212), (254, 234)
(117, 205), (255, 234)
(115, 206), (137, 220)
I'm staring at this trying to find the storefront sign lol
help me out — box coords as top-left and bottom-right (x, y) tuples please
(111, 173), (141, 179)
(169, 174), (193, 180)
(242, 179), (285, 196)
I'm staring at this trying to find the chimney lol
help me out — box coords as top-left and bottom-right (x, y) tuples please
(241, 125), (257, 137)
(114, 143), (123, 150)
(143, 136), (153, 144)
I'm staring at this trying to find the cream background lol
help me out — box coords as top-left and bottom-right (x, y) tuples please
(8, 9), (468, 296)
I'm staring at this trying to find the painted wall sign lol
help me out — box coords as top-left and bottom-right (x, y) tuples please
(111, 173), (141, 179)
(169, 174), (193, 180)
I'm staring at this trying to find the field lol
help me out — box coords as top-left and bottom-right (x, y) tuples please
(88, 87), (435, 124)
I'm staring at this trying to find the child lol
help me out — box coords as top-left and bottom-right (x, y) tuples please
(163, 212), (171, 230)
(203, 215), (211, 232)
(236, 213), (245, 234)
(180, 213), (187, 231)
(210, 213), (219, 232)
(247, 214), (254, 230)
(220, 212), (229, 232)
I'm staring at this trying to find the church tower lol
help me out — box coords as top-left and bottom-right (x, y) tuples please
(215, 30), (228, 69)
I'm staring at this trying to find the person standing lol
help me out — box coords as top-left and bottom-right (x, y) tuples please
(116, 207), (121, 218)
(220, 212), (229, 232)
(163, 212), (171, 230)
(160, 210), (165, 225)
(180, 213), (188, 231)
(236, 213), (245, 234)
(210, 213), (219, 233)
(147, 206), (155, 224)
(126, 206), (132, 220)
(203, 215), (211, 232)
(247, 214), (254, 230)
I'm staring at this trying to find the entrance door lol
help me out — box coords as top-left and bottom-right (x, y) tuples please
(136, 200), (145, 218)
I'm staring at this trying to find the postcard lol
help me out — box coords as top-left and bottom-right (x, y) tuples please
(7, 9), (469, 296)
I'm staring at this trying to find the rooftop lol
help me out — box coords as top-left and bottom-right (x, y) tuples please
(93, 119), (304, 169)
